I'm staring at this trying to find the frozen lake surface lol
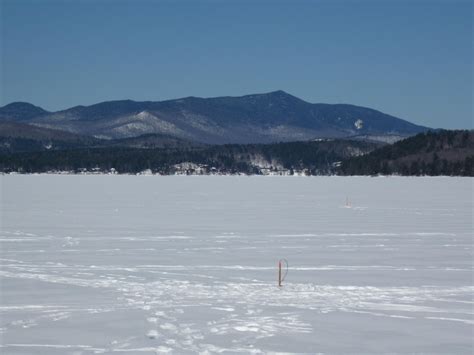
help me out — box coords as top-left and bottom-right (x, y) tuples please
(0, 175), (473, 354)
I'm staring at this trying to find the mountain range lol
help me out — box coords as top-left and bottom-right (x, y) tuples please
(0, 91), (429, 144)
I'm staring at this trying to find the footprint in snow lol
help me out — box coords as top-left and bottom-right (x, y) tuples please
(146, 329), (159, 339)
(160, 323), (178, 333)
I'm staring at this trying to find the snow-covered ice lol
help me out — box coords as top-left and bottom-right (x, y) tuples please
(0, 175), (472, 353)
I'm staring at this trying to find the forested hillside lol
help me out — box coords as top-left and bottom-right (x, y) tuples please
(338, 130), (473, 176)
(1, 130), (471, 176)
(0, 140), (377, 175)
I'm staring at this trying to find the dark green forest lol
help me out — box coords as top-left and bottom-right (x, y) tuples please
(0, 130), (472, 176)
(0, 140), (377, 175)
(339, 130), (473, 176)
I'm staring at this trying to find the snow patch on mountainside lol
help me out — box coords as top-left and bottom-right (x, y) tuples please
(107, 114), (189, 139)
(352, 134), (407, 144)
(135, 111), (157, 120)
(354, 119), (364, 129)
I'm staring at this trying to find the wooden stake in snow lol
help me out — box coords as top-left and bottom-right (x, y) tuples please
(278, 259), (288, 287)
(278, 260), (282, 287)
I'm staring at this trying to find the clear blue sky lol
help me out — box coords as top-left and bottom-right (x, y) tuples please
(1, 0), (472, 129)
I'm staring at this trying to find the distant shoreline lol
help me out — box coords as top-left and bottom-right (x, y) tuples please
(1, 172), (471, 178)
(1, 130), (472, 176)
